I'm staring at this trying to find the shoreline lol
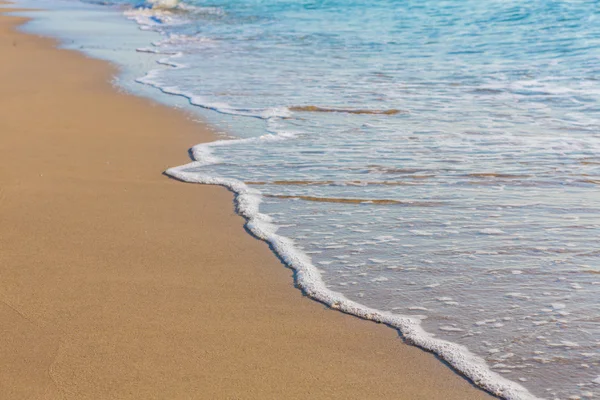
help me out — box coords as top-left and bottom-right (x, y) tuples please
(0, 5), (495, 399)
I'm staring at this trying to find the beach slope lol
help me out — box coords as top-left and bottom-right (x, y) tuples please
(0, 7), (493, 400)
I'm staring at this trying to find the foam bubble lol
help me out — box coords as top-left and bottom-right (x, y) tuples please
(440, 326), (465, 332)
(480, 228), (505, 235)
(371, 276), (389, 282)
(147, 0), (180, 8)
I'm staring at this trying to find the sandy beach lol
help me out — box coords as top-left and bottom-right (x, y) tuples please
(0, 6), (494, 399)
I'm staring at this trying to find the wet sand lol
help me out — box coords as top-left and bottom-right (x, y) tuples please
(0, 6), (493, 399)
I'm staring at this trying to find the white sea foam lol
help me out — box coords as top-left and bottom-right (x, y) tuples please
(122, 3), (597, 399)
(146, 0), (180, 9)
(480, 228), (505, 235)
(124, 7), (184, 28)
(162, 133), (538, 400)
(124, 1), (224, 32)
(136, 65), (291, 119)
(152, 34), (216, 47)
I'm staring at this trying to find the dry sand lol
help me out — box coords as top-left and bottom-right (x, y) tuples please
(0, 6), (494, 399)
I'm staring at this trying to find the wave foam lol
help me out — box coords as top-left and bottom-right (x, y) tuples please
(146, 0), (180, 9)
(136, 67), (292, 119)
(124, 0), (223, 30)
(165, 135), (540, 400)
(128, 8), (540, 399)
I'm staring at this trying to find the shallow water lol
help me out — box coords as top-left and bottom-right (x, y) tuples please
(14, 0), (600, 398)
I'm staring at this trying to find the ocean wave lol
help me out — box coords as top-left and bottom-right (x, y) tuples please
(164, 134), (539, 400)
(289, 105), (408, 115)
(137, 69), (292, 119)
(263, 194), (445, 206)
(246, 180), (417, 186)
(124, 0), (224, 29)
(138, 0), (223, 14)
(145, 0), (180, 9)
(126, 3), (546, 398)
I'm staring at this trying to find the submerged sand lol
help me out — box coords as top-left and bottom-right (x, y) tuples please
(0, 6), (493, 399)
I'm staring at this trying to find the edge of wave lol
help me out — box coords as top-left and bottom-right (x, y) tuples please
(123, 3), (541, 399)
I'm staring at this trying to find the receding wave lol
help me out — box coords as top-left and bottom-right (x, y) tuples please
(466, 173), (533, 179)
(580, 179), (600, 185)
(263, 194), (444, 206)
(246, 180), (415, 186)
(247, 180), (335, 186)
(146, 0), (181, 9)
(582, 269), (600, 274)
(580, 158), (600, 165)
(289, 105), (408, 115)
(366, 165), (430, 174)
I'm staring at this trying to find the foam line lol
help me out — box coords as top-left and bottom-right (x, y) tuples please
(165, 136), (540, 400)
(136, 68), (292, 119)
(129, 4), (540, 399)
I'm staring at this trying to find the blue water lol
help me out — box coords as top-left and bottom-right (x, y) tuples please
(12, 0), (600, 398)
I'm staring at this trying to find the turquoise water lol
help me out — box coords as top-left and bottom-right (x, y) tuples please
(14, 0), (600, 398)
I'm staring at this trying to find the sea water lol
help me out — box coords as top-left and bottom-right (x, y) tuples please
(7, 0), (600, 398)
